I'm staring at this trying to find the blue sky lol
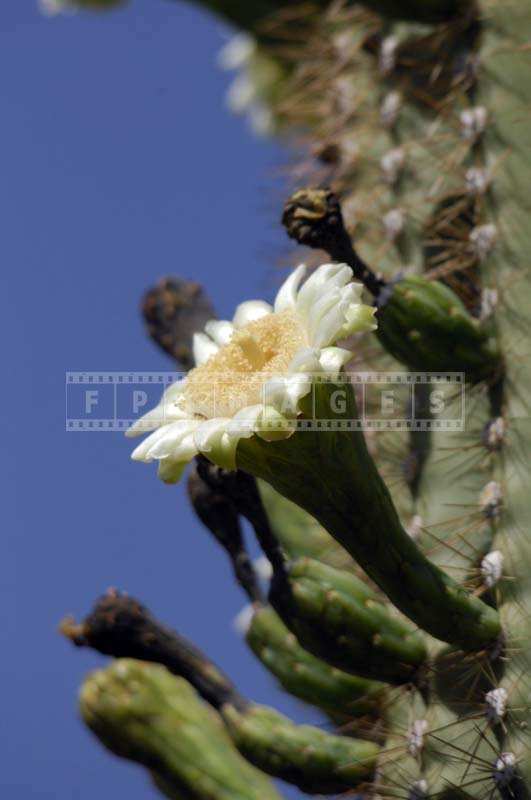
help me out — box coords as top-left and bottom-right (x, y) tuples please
(0, 2), (315, 798)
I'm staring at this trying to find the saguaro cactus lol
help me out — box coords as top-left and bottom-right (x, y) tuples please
(61, 0), (531, 798)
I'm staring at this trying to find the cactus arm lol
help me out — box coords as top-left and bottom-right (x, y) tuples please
(80, 659), (284, 800)
(271, 556), (428, 685)
(237, 380), (501, 650)
(222, 703), (379, 795)
(64, 591), (382, 793)
(246, 605), (386, 719)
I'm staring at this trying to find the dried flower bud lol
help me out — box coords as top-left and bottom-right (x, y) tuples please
(142, 278), (216, 370)
(282, 188), (348, 253)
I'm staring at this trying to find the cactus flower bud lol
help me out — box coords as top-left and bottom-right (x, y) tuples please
(376, 275), (501, 382)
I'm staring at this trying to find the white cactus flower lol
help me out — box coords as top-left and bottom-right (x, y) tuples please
(127, 263), (377, 482)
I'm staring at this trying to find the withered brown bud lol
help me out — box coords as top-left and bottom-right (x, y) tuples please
(282, 188), (349, 254)
(142, 277), (215, 370)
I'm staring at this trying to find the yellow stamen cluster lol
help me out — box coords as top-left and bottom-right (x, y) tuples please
(185, 310), (305, 418)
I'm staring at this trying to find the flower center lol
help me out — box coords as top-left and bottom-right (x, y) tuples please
(184, 310), (305, 418)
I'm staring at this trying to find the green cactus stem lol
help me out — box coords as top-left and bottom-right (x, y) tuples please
(246, 604), (386, 721)
(237, 380), (501, 651)
(64, 591), (381, 794)
(222, 702), (379, 795)
(80, 659), (283, 800)
(271, 556), (428, 685)
(187, 455), (427, 683)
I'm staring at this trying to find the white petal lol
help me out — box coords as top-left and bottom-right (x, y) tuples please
(126, 404), (165, 438)
(193, 332), (219, 366)
(157, 458), (189, 485)
(131, 426), (174, 462)
(288, 347), (322, 373)
(307, 287), (342, 339)
(342, 303), (378, 337)
(255, 406), (293, 442)
(226, 405), (264, 438)
(263, 374), (311, 416)
(232, 300), (273, 329)
(311, 302), (349, 349)
(194, 418), (239, 470)
(318, 347), (354, 373)
(296, 263), (352, 319)
(147, 420), (201, 460)
(274, 264), (306, 313)
(162, 379), (187, 402)
(125, 379), (189, 438)
(311, 285), (376, 348)
(204, 319), (235, 347)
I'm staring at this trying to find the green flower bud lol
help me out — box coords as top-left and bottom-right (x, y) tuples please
(377, 275), (501, 381)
